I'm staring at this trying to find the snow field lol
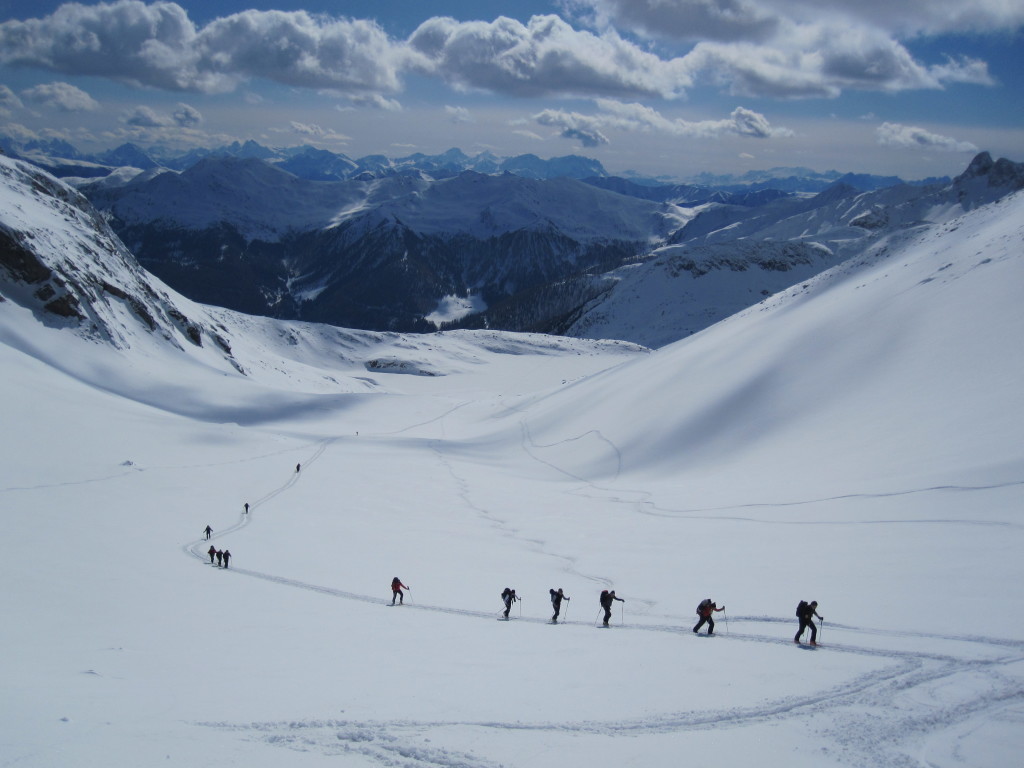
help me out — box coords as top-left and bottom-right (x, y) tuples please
(2, 187), (1024, 766)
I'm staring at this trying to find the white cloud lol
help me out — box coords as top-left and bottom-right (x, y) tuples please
(536, 100), (792, 146)
(287, 121), (351, 142)
(535, 108), (609, 146)
(347, 94), (403, 111)
(120, 102), (203, 130)
(511, 128), (546, 141)
(445, 105), (475, 124)
(0, 121), (39, 143)
(20, 82), (99, 112)
(122, 106), (168, 128)
(407, 14), (694, 99)
(565, 0), (1004, 98)
(564, 0), (1024, 41)
(290, 121), (323, 137)
(0, 1), (408, 95)
(172, 103), (202, 127)
(0, 84), (25, 112)
(875, 122), (979, 153)
(0, 0), (1010, 110)
(562, 0), (781, 43)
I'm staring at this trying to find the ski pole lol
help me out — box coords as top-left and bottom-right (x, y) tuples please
(519, 598), (523, 618)
(723, 609), (729, 635)
(595, 609), (602, 626)
(620, 603), (624, 626)
(819, 618), (824, 642)
(564, 600), (569, 621)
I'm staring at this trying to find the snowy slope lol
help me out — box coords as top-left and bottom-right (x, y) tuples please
(1, 156), (1023, 768)
(566, 153), (1024, 347)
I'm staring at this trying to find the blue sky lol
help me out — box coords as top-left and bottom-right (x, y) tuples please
(1, 1), (1022, 179)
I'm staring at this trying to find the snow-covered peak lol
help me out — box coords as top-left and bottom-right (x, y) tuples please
(0, 156), (229, 355)
(358, 172), (686, 241)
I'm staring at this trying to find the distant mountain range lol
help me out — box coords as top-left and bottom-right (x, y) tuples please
(6, 131), (1018, 350)
(1, 147), (1021, 362)
(0, 134), (944, 192)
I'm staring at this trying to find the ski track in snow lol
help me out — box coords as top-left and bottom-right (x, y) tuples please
(184, 436), (1024, 768)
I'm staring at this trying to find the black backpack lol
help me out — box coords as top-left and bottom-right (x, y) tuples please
(796, 600), (808, 618)
(697, 598), (712, 615)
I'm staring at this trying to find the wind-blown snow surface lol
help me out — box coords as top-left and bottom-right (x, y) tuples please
(2, 193), (1024, 766)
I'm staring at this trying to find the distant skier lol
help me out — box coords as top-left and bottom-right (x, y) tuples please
(204, 525), (213, 540)
(693, 598), (724, 635)
(207, 545), (216, 564)
(599, 589), (624, 626)
(501, 587), (519, 619)
(216, 550), (223, 567)
(296, 463), (301, 473)
(244, 502), (249, 514)
(795, 600), (822, 646)
(222, 549), (231, 569)
(391, 577), (410, 605)
(549, 588), (570, 622)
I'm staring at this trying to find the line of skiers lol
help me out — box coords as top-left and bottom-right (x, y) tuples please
(207, 545), (231, 568)
(495, 587), (823, 643)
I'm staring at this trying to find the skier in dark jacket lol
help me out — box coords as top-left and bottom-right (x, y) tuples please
(391, 577), (410, 605)
(222, 549), (231, 569)
(215, 550), (223, 567)
(795, 600), (822, 645)
(693, 598), (724, 635)
(549, 588), (570, 622)
(207, 545), (216, 564)
(204, 525), (213, 540)
(501, 587), (519, 618)
(599, 590), (624, 626)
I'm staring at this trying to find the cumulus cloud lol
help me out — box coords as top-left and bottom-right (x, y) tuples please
(408, 14), (694, 99)
(565, 0), (1024, 41)
(875, 122), (978, 153)
(21, 81), (99, 111)
(120, 102), (202, 128)
(563, 0), (781, 43)
(445, 105), (475, 123)
(172, 103), (202, 127)
(0, 0), (1009, 109)
(347, 93), (403, 111)
(122, 106), (170, 128)
(0, 1), (407, 95)
(564, 0), (1003, 98)
(537, 100), (792, 146)
(535, 109), (609, 146)
(0, 84), (24, 113)
(286, 121), (351, 142)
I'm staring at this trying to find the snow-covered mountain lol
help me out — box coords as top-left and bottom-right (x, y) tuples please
(564, 152), (1024, 347)
(2, 139), (1022, 768)
(69, 150), (1023, 345)
(0, 152), (642, 393)
(78, 157), (689, 332)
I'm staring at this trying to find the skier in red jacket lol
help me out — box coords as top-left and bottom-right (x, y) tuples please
(391, 577), (410, 605)
(693, 598), (724, 635)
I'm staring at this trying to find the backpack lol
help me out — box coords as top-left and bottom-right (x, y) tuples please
(796, 600), (808, 618)
(697, 598), (712, 615)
